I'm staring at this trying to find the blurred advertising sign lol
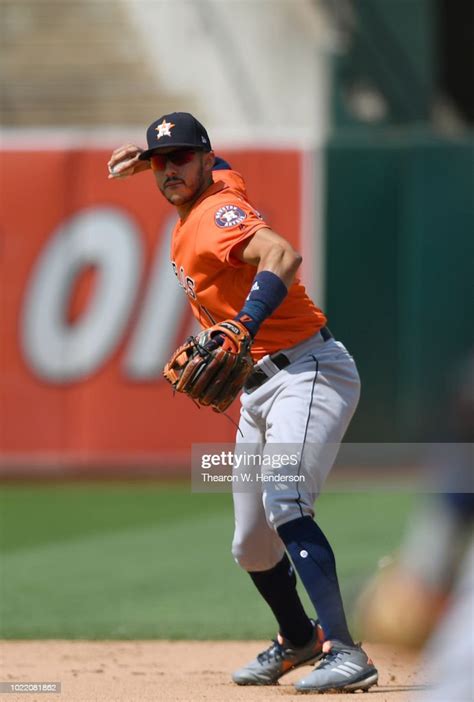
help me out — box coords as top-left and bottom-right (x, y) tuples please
(0, 148), (308, 468)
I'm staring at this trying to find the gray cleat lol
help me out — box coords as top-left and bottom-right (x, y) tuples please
(232, 620), (324, 686)
(294, 640), (378, 693)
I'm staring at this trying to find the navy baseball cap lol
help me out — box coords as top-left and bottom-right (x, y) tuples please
(139, 112), (212, 160)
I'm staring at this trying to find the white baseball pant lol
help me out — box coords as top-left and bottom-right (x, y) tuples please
(232, 330), (361, 572)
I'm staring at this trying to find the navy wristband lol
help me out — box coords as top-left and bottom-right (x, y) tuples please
(235, 270), (288, 337)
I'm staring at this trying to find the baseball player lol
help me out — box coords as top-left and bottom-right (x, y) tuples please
(108, 112), (378, 693)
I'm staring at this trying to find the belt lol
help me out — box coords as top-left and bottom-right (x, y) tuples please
(244, 326), (333, 392)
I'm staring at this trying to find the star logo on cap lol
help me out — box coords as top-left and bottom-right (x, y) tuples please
(155, 119), (175, 140)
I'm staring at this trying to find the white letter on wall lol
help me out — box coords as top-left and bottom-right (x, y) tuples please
(21, 207), (142, 382)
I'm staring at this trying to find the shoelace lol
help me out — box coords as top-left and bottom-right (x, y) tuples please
(257, 640), (285, 664)
(317, 647), (347, 670)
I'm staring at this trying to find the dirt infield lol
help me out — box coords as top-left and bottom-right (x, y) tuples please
(0, 641), (428, 702)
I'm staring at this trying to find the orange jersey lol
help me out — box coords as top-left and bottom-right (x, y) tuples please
(170, 169), (327, 360)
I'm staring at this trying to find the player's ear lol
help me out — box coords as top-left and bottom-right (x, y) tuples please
(203, 150), (215, 171)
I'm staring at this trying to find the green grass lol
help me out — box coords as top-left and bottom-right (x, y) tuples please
(0, 482), (414, 639)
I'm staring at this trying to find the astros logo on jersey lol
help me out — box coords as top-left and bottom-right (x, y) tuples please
(156, 119), (175, 140)
(215, 205), (247, 229)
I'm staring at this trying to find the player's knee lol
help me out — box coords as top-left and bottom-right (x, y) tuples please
(231, 537), (281, 572)
(231, 539), (261, 571)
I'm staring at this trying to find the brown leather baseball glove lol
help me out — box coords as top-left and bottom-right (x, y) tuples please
(163, 320), (254, 412)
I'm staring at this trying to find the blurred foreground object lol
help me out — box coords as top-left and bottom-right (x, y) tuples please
(421, 537), (474, 701)
(357, 493), (471, 649)
(357, 352), (474, 648)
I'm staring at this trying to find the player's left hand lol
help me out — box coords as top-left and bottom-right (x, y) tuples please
(163, 320), (254, 412)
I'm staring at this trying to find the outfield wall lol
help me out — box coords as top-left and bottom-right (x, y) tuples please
(325, 132), (474, 441)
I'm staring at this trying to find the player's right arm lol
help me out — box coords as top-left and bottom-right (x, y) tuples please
(228, 229), (302, 338)
(107, 144), (150, 179)
(232, 227), (302, 289)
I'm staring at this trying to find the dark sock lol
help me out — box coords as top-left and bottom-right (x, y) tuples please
(277, 516), (354, 646)
(249, 553), (314, 647)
